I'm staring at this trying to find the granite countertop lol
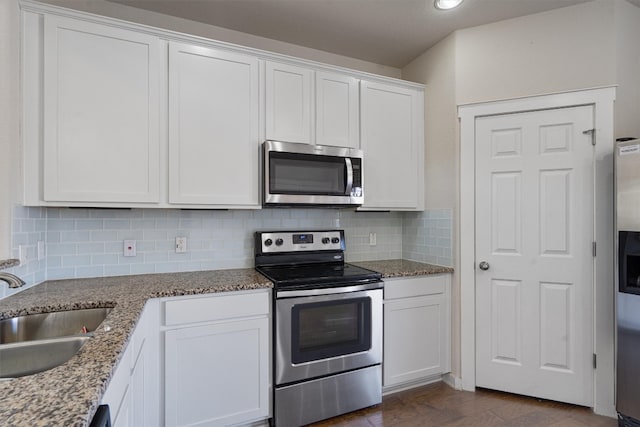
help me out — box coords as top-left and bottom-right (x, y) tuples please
(0, 269), (272, 427)
(351, 259), (453, 278)
(0, 260), (451, 426)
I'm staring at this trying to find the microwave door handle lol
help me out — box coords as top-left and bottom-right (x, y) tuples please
(345, 157), (354, 195)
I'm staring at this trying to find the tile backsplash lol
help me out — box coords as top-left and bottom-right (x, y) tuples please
(402, 209), (453, 267)
(3, 205), (453, 294)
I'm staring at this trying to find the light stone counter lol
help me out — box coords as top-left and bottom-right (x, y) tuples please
(351, 259), (453, 278)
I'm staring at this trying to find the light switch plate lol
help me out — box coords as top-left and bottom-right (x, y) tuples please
(175, 237), (187, 253)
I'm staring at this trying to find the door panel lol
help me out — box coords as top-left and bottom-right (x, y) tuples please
(475, 105), (594, 406)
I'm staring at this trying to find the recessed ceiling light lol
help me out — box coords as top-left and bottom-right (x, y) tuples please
(434, 0), (464, 10)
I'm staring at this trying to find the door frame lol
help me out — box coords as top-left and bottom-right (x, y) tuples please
(458, 86), (616, 416)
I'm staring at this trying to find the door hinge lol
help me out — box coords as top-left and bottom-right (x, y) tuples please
(583, 129), (596, 146)
(592, 241), (597, 257)
(593, 353), (597, 369)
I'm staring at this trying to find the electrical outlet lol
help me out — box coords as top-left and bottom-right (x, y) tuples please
(369, 232), (377, 246)
(175, 237), (187, 253)
(37, 241), (45, 261)
(123, 240), (136, 257)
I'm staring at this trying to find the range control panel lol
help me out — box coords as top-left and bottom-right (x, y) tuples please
(256, 230), (345, 254)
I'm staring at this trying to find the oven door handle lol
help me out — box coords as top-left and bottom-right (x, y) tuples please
(345, 157), (354, 196)
(276, 281), (383, 298)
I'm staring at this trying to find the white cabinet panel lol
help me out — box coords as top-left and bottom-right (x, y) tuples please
(315, 71), (359, 148)
(43, 15), (161, 203)
(164, 317), (270, 427)
(265, 61), (313, 144)
(168, 42), (260, 206)
(360, 81), (424, 210)
(383, 274), (450, 389)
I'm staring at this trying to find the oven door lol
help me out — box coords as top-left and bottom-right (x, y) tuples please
(275, 286), (382, 386)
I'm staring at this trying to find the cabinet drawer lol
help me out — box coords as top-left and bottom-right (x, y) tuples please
(163, 290), (269, 326)
(384, 275), (446, 300)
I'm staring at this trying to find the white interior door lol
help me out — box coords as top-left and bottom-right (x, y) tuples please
(475, 105), (594, 406)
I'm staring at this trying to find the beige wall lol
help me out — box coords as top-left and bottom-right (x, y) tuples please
(39, 0), (401, 79)
(0, 0), (20, 260)
(615, 0), (640, 139)
(455, 0), (616, 105)
(401, 0), (636, 379)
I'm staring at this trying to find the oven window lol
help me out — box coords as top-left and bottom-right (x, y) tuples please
(270, 152), (346, 195)
(291, 297), (371, 364)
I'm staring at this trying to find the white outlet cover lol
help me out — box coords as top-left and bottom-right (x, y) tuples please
(123, 240), (136, 257)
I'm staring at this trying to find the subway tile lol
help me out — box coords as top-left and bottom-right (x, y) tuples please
(91, 230), (119, 242)
(47, 243), (77, 256)
(75, 219), (104, 230)
(104, 219), (131, 230)
(104, 265), (131, 276)
(60, 231), (91, 243)
(75, 266), (105, 279)
(48, 219), (76, 231)
(63, 255), (92, 267)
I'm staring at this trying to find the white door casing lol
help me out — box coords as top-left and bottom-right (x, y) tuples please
(475, 106), (594, 406)
(458, 87), (616, 416)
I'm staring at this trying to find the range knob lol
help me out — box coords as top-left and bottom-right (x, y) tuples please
(331, 237), (340, 244)
(322, 237), (330, 244)
(264, 238), (273, 247)
(275, 238), (284, 246)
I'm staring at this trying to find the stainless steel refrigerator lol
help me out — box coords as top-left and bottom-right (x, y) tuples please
(616, 137), (640, 426)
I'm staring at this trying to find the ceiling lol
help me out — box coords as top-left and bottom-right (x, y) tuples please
(106, 0), (593, 68)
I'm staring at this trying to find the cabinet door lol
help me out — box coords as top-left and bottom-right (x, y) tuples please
(169, 42), (260, 206)
(383, 294), (446, 387)
(265, 61), (313, 144)
(360, 81), (423, 210)
(315, 71), (359, 148)
(43, 15), (160, 203)
(165, 318), (270, 427)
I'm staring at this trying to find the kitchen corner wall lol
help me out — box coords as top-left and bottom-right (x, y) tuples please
(1, 206), (47, 299)
(3, 206), (453, 296)
(402, 209), (453, 267)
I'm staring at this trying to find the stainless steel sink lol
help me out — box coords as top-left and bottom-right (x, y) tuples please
(0, 336), (91, 378)
(0, 307), (112, 344)
(0, 307), (112, 378)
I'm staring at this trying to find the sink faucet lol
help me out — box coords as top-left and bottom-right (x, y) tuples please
(0, 272), (26, 288)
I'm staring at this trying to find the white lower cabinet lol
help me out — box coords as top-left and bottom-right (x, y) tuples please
(162, 290), (271, 427)
(383, 274), (451, 390)
(101, 300), (160, 427)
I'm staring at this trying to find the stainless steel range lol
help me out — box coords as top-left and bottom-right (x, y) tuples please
(255, 230), (383, 427)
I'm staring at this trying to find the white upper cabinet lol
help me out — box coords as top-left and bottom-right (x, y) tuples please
(315, 71), (359, 148)
(42, 15), (161, 203)
(265, 61), (314, 144)
(360, 81), (424, 210)
(168, 42), (260, 207)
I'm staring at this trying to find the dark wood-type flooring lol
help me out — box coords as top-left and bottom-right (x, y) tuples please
(310, 382), (617, 427)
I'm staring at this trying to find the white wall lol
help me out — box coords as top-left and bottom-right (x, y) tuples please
(38, 0), (401, 79)
(0, 0), (21, 261)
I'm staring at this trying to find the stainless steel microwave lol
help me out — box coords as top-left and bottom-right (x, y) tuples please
(263, 140), (364, 207)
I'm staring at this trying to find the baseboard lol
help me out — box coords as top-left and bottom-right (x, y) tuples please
(382, 374), (443, 396)
(442, 373), (463, 390)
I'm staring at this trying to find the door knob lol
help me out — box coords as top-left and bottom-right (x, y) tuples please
(478, 261), (490, 271)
